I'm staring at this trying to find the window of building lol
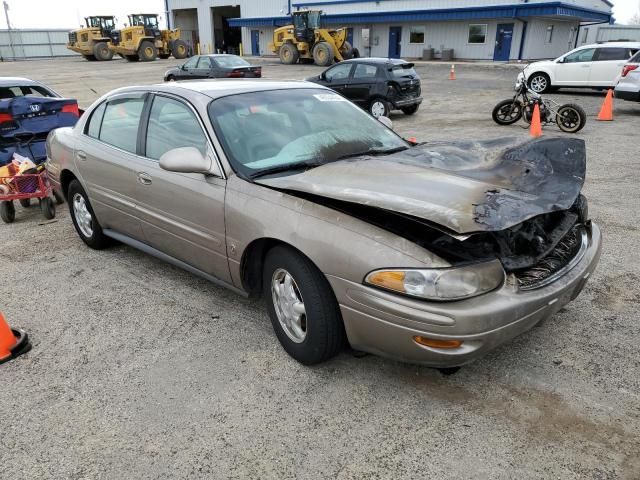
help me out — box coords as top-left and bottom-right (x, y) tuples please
(146, 96), (208, 160)
(545, 25), (554, 44)
(468, 24), (487, 44)
(409, 26), (425, 44)
(581, 28), (589, 44)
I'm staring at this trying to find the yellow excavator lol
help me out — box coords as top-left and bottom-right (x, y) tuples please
(67, 16), (117, 61)
(269, 10), (355, 66)
(112, 14), (188, 62)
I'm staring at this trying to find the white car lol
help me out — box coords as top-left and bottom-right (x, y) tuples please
(615, 50), (640, 102)
(517, 42), (640, 93)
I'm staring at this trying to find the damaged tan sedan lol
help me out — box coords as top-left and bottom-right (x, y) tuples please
(46, 80), (602, 367)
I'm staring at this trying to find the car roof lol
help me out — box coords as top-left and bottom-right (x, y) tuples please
(128, 79), (330, 100)
(0, 77), (41, 87)
(342, 57), (410, 65)
(581, 42), (640, 48)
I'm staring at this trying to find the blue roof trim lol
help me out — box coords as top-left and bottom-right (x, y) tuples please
(228, 2), (611, 27)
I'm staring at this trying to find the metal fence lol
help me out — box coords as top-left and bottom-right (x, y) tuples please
(0, 29), (78, 60)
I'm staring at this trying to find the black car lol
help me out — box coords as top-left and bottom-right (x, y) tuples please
(164, 54), (262, 81)
(307, 58), (422, 118)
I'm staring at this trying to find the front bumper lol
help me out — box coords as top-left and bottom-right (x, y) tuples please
(327, 222), (602, 367)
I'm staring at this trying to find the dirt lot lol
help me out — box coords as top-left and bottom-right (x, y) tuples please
(1, 57), (639, 479)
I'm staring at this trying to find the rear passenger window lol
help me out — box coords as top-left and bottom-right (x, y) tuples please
(99, 97), (145, 154)
(353, 64), (379, 79)
(595, 48), (631, 61)
(145, 95), (207, 160)
(86, 102), (106, 138)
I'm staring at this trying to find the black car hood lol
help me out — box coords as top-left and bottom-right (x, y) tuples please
(255, 137), (586, 234)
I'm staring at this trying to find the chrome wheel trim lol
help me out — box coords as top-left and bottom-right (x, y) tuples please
(530, 75), (547, 93)
(73, 193), (93, 238)
(371, 100), (386, 118)
(271, 268), (307, 343)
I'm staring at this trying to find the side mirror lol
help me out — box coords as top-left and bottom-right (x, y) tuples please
(377, 116), (393, 130)
(159, 147), (211, 174)
(557, 57), (565, 64)
(320, 72), (327, 81)
(180, 64), (186, 70)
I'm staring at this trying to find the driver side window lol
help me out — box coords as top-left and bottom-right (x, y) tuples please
(563, 48), (595, 63)
(183, 56), (199, 69)
(325, 64), (353, 82)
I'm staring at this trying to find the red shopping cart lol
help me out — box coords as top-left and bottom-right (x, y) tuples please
(0, 166), (56, 223)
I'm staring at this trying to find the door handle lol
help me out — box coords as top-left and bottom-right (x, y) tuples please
(76, 150), (86, 160)
(137, 172), (152, 185)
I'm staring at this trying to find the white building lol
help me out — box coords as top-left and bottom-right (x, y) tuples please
(166, 0), (613, 61)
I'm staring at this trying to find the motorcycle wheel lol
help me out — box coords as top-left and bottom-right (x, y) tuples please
(556, 104), (587, 133)
(492, 100), (523, 125)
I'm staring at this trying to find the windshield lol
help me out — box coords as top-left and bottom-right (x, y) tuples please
(215, 56), (250, 68)
(130, 15), (157, 27)
(208, 89), (407, 178)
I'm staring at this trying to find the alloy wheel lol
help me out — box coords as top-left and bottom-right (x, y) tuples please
(271, 268), (307, 343)
(73, 193), (93, 238)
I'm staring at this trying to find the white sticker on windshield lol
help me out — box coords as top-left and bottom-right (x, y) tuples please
(313, 93), (347, 102)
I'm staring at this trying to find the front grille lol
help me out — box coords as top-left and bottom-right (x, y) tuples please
(515, 225), (586, 290)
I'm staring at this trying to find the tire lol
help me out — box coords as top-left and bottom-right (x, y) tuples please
(166, 75), (175, 82)
(67, 180), (111, 249)
(556, 103), (587, 133)
(124, 54), (139, 62)
(528, 72), (551, 93)
(19, 198), (31, 208)
(53, 189), (65, 205)
(138, 41), (157, 62)
(401, 104), (419, 115)
(40, 197), (55, 220)
(340, 40), (354, 60)
(313, 42), (334, 67)
(263, 245), (345, 365)
(172, 40), (188, 59)
(369, 98), (390, 118)
(492, 99), (523, 125)
(0, 201), (15, 223)
(279, 43), (299, 65)
(93, 42), (113, 61)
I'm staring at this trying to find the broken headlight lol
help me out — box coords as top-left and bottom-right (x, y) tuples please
(365, 261), (505, 301)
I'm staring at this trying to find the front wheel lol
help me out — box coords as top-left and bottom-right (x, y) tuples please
(556, 104), (587, 133)
(528, 72), (551, 93)
(313, 42), (334, 67)
(0, 201), (15, 223)
(492, 99), (523, 125)
(279, 43), (299, 65)
(172, 40), (188, 59)
(263, 245), (345, 365)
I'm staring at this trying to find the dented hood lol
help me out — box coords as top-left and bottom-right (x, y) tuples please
(255, 137), (586, 234)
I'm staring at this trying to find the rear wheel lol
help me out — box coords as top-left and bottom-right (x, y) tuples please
(263, 245), (345, 365)
(93, 42), (113, 61)
(67, 180), (111, 249)
(401, 104), (419, 115)
(19, 198), (31, 208)
(369, 98), (390, 118)
(166, 75), (175, 82)
(138, 41), (157, 62)
(492, 99), (523, 125)
(556, 103), (587, 133)
(40, 197), (55, 220)
(313, 42), (334, 67)
(279, 43), (299, 65)
(172, 40), (188, 59)
(1, 201), (15, 223)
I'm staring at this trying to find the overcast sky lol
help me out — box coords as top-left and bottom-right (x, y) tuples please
(1, 0), (639, 28)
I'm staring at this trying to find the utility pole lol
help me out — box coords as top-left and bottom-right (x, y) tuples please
(3, 1), (16, 59)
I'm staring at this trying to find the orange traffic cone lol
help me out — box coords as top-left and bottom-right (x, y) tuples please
(530, 103), (543, 138)
(449, 64), (456, 80)
(0, 312), (31, 364)
(596, 89), (614, 121)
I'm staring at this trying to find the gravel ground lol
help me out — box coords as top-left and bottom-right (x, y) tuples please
(0, 57), (639, 480)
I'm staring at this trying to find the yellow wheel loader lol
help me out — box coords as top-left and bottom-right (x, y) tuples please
(269, 10), (356, 67)
(112, 14), (189, 62)
(67, 16), (117, 61)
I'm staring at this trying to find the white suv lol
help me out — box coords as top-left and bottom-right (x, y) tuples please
(517, 42), (640, 93)
(615, 50), (640, 102)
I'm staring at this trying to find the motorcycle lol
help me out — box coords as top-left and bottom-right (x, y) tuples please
(492, 76), (586, 133)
